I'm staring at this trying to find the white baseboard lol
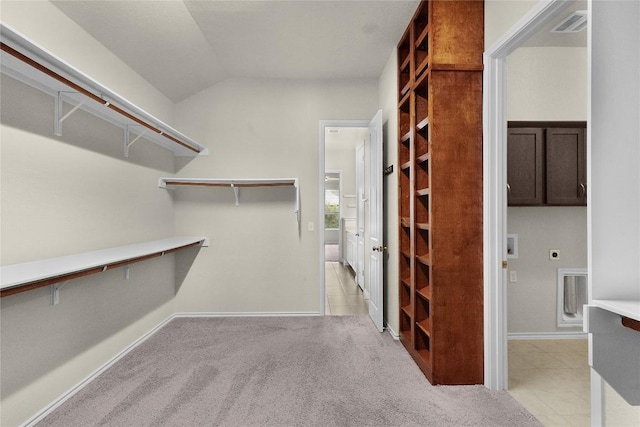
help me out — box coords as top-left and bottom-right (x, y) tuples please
(508, 331), (587, 340)
(174, 311), (322, 318)
(385, 323), (400, 340)
(22, 314), (177, 427)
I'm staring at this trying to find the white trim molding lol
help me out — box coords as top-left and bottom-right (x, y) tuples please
(482, 0), (574, 391)
(508, 332), (587, 340)
(22, 314), (177, 427)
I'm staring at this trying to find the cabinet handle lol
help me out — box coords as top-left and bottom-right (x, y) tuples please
(506, 183), (511, 194)
(579, 183), (586, 196)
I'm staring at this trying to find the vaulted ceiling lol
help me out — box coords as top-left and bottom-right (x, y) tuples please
(52, 1), (420, 103)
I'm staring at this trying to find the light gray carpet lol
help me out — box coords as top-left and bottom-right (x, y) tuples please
(38, 316), (541, 426)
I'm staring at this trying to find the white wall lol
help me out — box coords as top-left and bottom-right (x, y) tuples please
(378, 49), (399, 336)
(171, 78), (378, 314)
(590, 1), (640, 423)
(506, 46), (587, 334)
(0, 2), (183, 426)
(485, 0), (538, 49)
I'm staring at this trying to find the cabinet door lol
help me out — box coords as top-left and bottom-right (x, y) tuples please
(507, 128), (544, 205)
(546, 128), (586, 206)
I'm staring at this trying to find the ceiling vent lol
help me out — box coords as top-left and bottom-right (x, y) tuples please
(551, 10), (587, 33)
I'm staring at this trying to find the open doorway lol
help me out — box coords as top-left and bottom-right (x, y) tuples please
(323, 127), (369, 316)
(505, 28), (590, 423)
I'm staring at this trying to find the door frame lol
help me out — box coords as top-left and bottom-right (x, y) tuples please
(319, 120), (369, 315)
(482, 0), (573, 390)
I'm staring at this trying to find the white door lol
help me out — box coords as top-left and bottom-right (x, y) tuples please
(368, 109), (384, 332)
(356, 143), (366, 288)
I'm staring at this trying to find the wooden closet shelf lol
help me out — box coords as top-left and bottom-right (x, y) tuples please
(401, 305), (412, 318)
(415, 222), (430, 231)
(0, 24), (207, 157)
(416, 153), (429, 164)
(401, 217), (411, 228)
(415, 25), (429, 47)
(401, 277), (411, 289)
(0, 237), (207, 298)
(401, 131), (412, 143)
(416, 254), (431, 266)
(416, 188), (430, 197)
(400, 54), (411, 71)
(400, 82), (411, 97)
(416, 287), (431, 301)
(401, 250), (412, 260)
(416, 319), (431, 337)
(416, 117), (429, 131)
(400, 161), (412, 171)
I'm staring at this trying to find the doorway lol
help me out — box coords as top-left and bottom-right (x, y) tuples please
(319, 111), (384, 330)
(322, 126), (368, 316)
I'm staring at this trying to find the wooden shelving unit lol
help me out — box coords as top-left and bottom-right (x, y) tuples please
(0, 237), (208, 299)
(0, 23), (207, 157)
(396, 0), (484, 385)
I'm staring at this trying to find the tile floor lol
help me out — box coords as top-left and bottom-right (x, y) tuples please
(325, 262), (368, 316)
(508, 339), (591, 427)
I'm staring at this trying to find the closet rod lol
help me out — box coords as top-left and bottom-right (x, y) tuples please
(0, 42), (200, 154)
(162, 181), (295, 188)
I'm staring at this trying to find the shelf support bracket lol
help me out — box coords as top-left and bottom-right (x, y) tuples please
(51, 281), (68, 306)
(231, 183), (240, 207)
(124, 125), (148, 157)
(54, 92), (85, 136)
(294, 179), (300, 223)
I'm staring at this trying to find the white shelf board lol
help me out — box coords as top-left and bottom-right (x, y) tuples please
(591, 299), (640, 322)
(0, 23), (207, 157)
(158, 177), (301, 222)
(158, 178), (298, 188)
(0, 237), (207, 292)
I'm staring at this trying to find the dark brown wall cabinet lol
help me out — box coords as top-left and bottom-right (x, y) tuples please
(397, 0), (484, 385)
(507, 122), (586, 206)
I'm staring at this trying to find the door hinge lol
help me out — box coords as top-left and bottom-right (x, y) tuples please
(383, 165), (394, 176)
(502, 260), (508, 269)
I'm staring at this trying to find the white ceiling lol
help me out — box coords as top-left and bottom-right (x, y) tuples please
(52, 0), (420, 103)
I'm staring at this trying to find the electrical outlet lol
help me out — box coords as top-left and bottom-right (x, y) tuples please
(550, 249), (560, 260)
(307, 222), (314, 232)
(509, 271), (517, 282)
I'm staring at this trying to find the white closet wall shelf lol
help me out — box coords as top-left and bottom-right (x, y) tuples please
(0, 237), (208, 299)
(159, 178), (301, 222)
(0, 23), (208, 157)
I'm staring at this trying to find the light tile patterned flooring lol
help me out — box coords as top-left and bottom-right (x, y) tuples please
(508, 339), (591, 427)
(325, 262), (368, 316)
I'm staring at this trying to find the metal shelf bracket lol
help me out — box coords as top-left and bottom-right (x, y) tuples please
(51, 281), (68, 305)
(54, 91), (85, 136)
(231, 183), (240, 207)
(124, 125), (148, 157)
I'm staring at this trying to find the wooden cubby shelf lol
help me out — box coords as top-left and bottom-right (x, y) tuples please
(416, 153), (429, 164)
(396, 0), (483, 385)
(0, 24), (207, 157)
(416, 287), (431, 301)
(416, 254), (431, 267)
(0, 237), (208, 299)
(416, 319), (431, 337)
